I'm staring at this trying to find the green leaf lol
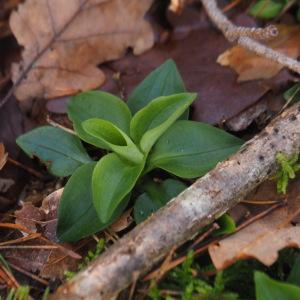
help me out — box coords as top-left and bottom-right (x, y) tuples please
(283, 83), (300, 105)
(82, 118), (144, 164)
(287, 254), (300, 286)
(255, 271), (300, 300)
(16, 126), (91, 177)
(130, 93), (196, 153)
(92, 153), (144, 222)
(134, 179), (186, 223)
(249, 0), (287, 19)
(148, 120), (243, 179)
(57, 163), (129, 242)
(213, 214), (236, 237)
(68, 91), (131, 149)
(127, 59), (187, 114)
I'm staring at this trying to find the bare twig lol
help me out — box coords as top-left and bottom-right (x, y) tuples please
(144, 202), (283, 283)
(7, 157), (44, 178)
(143, 223), (219, 282)
(46, 116), (76, 135)
(201, 0), (300, 75)
(235, 200), (286, 232)
(9, 263), (49, 286)
(50, 102), (300, 300)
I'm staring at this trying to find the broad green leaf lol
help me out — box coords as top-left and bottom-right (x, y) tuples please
(213, 214), (236, 237)
(130, 93), (196, 153)
(92, 153), (144, 222)
(287, 254), (300, 286)
(82, 118), (143, 164)
(283, 83), (300, 104)
(255, 271), (300, 300)
(249, 0), (286, 19)
(147, 120), (243, 178)
(16, 126), (91, 177)
(127, 59), (187, 114)
(57, 163), (129, 242)
(134, 179), (186, 223)
(68, 91), (131, 149)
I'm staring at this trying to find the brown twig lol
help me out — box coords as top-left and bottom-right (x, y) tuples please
(7, 157), (44, 178)
(222, 0), (242, 13)
(145, 200), (284, 282)
(188, 222), (220, 250)
(0, 233), (41, 246)
(0, 222), (33, 234)
(0, 245), (58, 250)
(235, 199), (286, 232)
(240, 199), (280, 205)
(144, 223), (219, 281)
(9, 263), (49, 286)
(144, 246), (177, 282)
(46, 116), (76, 135)
(0, 265), (19, 289)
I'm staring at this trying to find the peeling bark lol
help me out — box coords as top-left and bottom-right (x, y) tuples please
(50, 103), (300, 300)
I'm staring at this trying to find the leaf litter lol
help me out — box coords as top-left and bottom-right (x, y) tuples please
(218, 25), (300, 81)
(0, 0), (300, 298)
(209, 177), (300, 270)
(10, 0), (155, 101)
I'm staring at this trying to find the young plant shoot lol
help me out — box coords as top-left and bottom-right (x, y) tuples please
(17, 59), (243, 242)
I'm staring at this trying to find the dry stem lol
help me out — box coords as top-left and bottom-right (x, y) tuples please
(201, 0), (300, 75)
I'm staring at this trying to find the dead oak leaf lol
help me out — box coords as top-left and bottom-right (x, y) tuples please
(8, 189), (80, 280)
(15, 202), (44, 233)
(208, 177), (300, 270)
(39, 247), (78, 280)
(217, 25), (300, 81)
(10, 0), (154, 101)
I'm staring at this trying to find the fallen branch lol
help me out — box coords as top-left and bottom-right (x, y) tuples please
(50, 102), (300, 299)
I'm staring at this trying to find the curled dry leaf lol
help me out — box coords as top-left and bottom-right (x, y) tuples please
(10, 0), (154, 101)
(40, 188), (63, 242)
(109, 209), (133, 233)
(218, 25), (300, 81)
(208, 178), (300, 270)
(7, 189), (79, 280)
(0, 143), (8, 170)
(169, 0), (194, 13)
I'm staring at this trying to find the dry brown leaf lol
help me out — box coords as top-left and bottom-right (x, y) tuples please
(40, 188), (63, 242)
(39, 247), (78, 279)
(0, 143), (8, 170)
(15, 202), (45, 233)
(10, 0), (154, 101)
(217, 25), (300, 81)
(109, 209), (133, 233)
(6, 189), (80, 280)
(208, 177), (300, 270)
(169, 0), (194, 13)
